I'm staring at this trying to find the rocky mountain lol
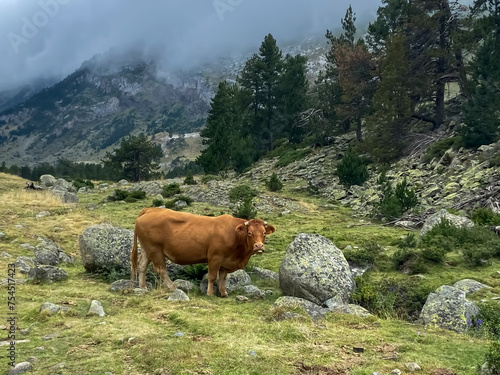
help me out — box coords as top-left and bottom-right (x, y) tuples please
(0, 37), (328, 169)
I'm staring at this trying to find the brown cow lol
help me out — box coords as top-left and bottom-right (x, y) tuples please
(130, 208), (275, 297)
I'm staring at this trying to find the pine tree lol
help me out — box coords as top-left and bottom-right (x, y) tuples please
(365, 32), (411, 162)
(196, 81), (238, 174)
(103, 133), (162, 182)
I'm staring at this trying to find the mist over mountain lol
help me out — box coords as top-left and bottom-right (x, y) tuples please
(0, 0), (381, 90)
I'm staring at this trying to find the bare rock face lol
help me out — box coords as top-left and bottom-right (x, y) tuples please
(420, 285), (480, 332)
(279, 233), (355, 305)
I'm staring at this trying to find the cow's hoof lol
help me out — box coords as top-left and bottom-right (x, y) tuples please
(220, 293), (228, 298)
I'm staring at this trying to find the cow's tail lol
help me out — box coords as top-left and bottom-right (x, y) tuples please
(130, 226), (139, 282)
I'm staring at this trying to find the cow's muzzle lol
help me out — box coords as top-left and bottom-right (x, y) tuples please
(254, 243), (265, 254)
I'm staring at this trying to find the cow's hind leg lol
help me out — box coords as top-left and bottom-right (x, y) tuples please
(206, 259), (222, 297)
(150, 251), (176, 291)
(137, 251), (151, 289)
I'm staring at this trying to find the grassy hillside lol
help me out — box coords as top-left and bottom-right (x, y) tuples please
(0, 172), (496, 374)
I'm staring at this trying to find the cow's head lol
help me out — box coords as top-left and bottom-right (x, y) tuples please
(236, 219), (275, 255)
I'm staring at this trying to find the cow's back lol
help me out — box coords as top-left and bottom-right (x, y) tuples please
(135, 209), (240, 265)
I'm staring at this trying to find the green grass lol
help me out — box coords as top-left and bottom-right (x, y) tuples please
(0, 172), (495, 374)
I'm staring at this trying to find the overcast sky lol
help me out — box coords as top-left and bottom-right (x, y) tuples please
(0, 0), (383, 90)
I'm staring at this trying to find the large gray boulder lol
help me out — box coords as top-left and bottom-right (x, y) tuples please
(200, 269), (252, 295)
(273, 296), (329, 320)
(420, 209), (474, 238)
(50, 190), (79, 204)
(453, 279), (490, 295)
(279, 233), (355, 305)
(34, 238), (72, 266)
(39, 174), (57, 187)
(79, 224), (133, 272)
(420, 285), (480, 332)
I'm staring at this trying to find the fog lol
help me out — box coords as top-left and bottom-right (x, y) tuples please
(0, 0), (383, 90)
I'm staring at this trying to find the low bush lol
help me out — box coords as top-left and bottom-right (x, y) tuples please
(471, 207), (500, 226)
(343, 241), (383, 267)
(200, 174), (220, 184)
(229, 184), (258, 203)
(266, 173), (283, 192)
(152, 199), (164, 207)
(175, 195), (193, 206)
(162, 183), (181, 198)
(337, 148), (369, 187)
(233, 196), (257, 220)
(73, 178), (94, 190)
(422, 136), (463, 163)
(483, 341), (500, 374)
(183, 171), (197, 185)
(275, 149), (310, 168)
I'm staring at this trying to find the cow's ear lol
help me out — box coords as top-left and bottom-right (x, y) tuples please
(236, 224), (247, 234)
(265, 225), (275, 235)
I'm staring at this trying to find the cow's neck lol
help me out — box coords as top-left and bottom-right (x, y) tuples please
(234, 234), (254, 270)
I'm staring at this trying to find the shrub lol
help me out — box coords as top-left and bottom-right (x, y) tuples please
(171, 264), (208, 282)
(307, 180), (319, 195)
(474, 302), (500, 340)
(275, 149), (311, 168)
(483, 341), (500, 374)
(266, 173), (283, 192)
(109, 189), (129, 201)
(229, 184), (258, 203)
(337, 148), (369, 187)
(233, 196), (257, 220)
(377, 177), (418, 220)
(343, 242), (382, 267)
(350, 275), (434, 320)
(73, 178), (94, 190)
(175, 195), (193, 206)
(130, 190), (146, 200)
(422, 136), (463, 163)
(471, 207), (500, 226)
(152, 199), (164, 207)
(491, 153), (500, 167)
(162, 183), (181, 198)
(183, 171), (197, 185)
(200, 174), (219, 184)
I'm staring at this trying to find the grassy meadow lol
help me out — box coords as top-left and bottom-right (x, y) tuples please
(0, 172), (496, 375)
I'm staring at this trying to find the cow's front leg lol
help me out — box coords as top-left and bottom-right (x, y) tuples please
(218, 268), (229, 298)
(206, 263), (220, 296)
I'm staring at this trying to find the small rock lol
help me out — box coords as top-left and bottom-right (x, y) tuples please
(174, 200), (188, 208)
(173, 279), (195, 292)
(42, 333), (58, 341)
(109, 279), (152, 292)
(27, 357), (38, 364)
(0, 251), (11, 258)
(39, 302), (68, 315)
(405, 362), (421, 371)
(36, 211), (51, 219)
(7, 361), (33, 375)
(173, 332), (184, 337)
(391, 370), (402, 375)
(241, 285), (266, 298)
(35, 347), (45, 351)
(28, 265), (68, 282)
(19, 243), (35, 250)
(251, 267), (279, 280)
(235, 295), (249, 302)
(49, 362), (65, 370)
(0, 232), (6, 238)
(88, 300), (106, 317)
(133, 288), (149, 295)
(167, 289), (190, 301)
(20, 328), (30, 335)
(248, 350), (257, 356)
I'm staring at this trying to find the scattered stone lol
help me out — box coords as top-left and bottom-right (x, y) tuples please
(35, 211), (51, 219)
(251, 266), (279, 280)
(34, 238), (72, 266)
(133, 288), (149, 295)
(174, 200), (188, 208)
(19, 243), (35, 250)
(42, 333), (58, 341)
(173, 279), (195, 292)
(248, 351), (257, 356)
(7, 361), (33, 375)
(405, 362), (422, 371)
(420, 285), (480, 332)
(0, 232), (6, 238)
(88, 300), (106, 317)
(27, 357), (38, 364)
(395, 220), (417, 229)
(1, 251), (11, 258)
(36, 347), (45, 351)
(79, 224), (133, 272)
(40, 302), (69, 315)
(28, 265), (68, 283)
(173, 332), (184, 337)
(50, 190), (79, 204)
(49, 362), (66, 370)
(168, 289), (190, 301)
(20, 328), (30, 335)
(479, 361), (494, 375)
(235, 295), (249, 302)
(279, 233), (355, 305)
(453, 279), (490, 295)
(273, 296), (329, 320)
(241, 285), (266, 298)
(324, 300), (374, 317)
(109, 279), (152, 292)
(391, 370), (402, 375)
(117, 179), (129, 186)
